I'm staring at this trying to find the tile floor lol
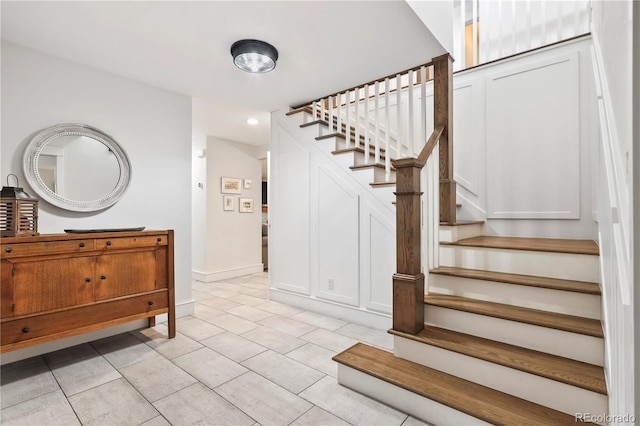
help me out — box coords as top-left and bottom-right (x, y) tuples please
(0, 272), (430, 426)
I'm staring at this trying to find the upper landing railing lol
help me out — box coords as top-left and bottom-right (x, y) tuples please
(454, 0), (591, 71)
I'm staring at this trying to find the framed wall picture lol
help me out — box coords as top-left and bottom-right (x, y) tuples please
(239, 198), (254, 213)
(243, 179), (252, 189)
(221, 177), (242, 194)
(223, 195), (234, 211)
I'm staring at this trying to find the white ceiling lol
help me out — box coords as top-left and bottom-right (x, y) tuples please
(1, 1), (445, 146)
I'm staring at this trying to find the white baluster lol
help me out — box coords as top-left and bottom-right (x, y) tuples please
(407, 70), (414, 157)
(526, 0), (532, 50)
(328, 96), (334, 131)
(557, 1), (563, 42)
(498, 1), (503, 58)
(345, 91), (351, 148)
(363, 84), (370, 164)
(384, 78), (391, 181)
(541, 0), (547, 46)
(460, 0), (466, 69)
(312, 101), (317, 121)
(396, 74), (402, 158)
(420, 66), (427, 152)
(472, 0), (478, 66)
(374, 81), (380, 165)
(355, 88), (361, 152)
(336, 93), (342, 136)
(481, 0), (489, 63)
(511, 0), (517, 55)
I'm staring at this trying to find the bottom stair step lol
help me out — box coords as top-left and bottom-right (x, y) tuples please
(333, 343), (594, 426)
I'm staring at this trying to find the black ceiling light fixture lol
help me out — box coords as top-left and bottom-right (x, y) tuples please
(230, 39), (279, 74)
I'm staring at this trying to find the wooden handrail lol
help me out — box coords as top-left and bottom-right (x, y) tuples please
(417, 126), (445, 164)
(292, 60), (436, 109)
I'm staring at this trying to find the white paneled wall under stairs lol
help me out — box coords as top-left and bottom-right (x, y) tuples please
(334, 223), (606, 425)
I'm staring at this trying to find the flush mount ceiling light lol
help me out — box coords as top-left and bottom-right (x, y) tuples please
(231, 39), (278, 73)
(246, 118), (259, 125)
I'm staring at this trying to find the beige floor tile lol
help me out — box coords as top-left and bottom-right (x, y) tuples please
(241, 350), (325, 394)
(291, 406), (350, 426)
(216, 372), (312, 425)
(200, 332), (267, 362)
(69, 378), (158, 425)
(206, 313), (261, 334)
(227, 305), (275, 322)
(241, 326), (307, 354)
(173, 347), (247, 388)
(228, 293), (268, 306)
(132, 326), (203, 359)
(301, 328), (360, 353)
(191, 289), (215, 301)
(259, 316), (318, 337)
(155, 383), (254, 425)
(286, 343), (338, 377)
(335, 323), (393, 350)
(402, 415), (435, 426)
(0, 356), (59, 409)
(119, 355), (197, 402)
(92, 333), (159, 369)
(291, 311), (349, 331)
(176, 316), (226, 341)
(299, 376), (407, 426)
(193, 303), (227, 320)
(1, 390), (80, 426)
(139, 415), (171, 426)
(238, 288), (270, 298)
(44, 344), (121, 397)
(199, 296), (242, 310)
(254, 300), (304, 317)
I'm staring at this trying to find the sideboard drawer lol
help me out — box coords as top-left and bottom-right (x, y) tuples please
(1, 240), (95, 258)
(96, 235), (167, 250)
(1, 291), (169, 349)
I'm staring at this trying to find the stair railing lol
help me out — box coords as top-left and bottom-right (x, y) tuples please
(292, 54), (455, 336)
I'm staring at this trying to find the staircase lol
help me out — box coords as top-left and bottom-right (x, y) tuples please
(334, 227), (605, 425)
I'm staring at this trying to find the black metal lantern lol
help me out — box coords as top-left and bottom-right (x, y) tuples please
(1, 174), (39, 237)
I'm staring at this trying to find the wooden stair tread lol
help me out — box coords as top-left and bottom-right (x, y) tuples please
(439, 220), (484, 226)
(333, 343), (589, 426)
(349, 163), (395, 171)
(369, 181), (396, 187)
(300, 119), (328, 128)
(431, 266), (600, 295)
(425, 293), (603, 337)
(442, 236), (599, 255)
(285, 106), (312, 116)
(332, 147), (391, 161)
(390, 325), (606, 394)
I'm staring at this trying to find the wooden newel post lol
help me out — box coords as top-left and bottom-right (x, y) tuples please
(433, 53), (456, 224)
(392, 158), (425, 334)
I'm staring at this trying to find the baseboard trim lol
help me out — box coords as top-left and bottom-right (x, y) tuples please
(269, 288), (391, 331)
(192, 264), (264, 282)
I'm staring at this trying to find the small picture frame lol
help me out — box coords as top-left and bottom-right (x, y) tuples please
(243, 179), (252, 189)
(239, 198), (254, 213)
(221, 177), (242, 194)
(223, 195), (234, 211)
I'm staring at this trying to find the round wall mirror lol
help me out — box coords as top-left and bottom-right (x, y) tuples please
(23, 123), (131, 212)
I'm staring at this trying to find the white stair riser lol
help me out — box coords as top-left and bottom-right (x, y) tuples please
(439, 224), (485, 242)
(439, 245), (599, 282)
(337, 364), (491, 426)
(394, 336), (607, 417)
(351, 166), (395, 183)
(428, 274), (602, 319)
(424, 305), (604, 365)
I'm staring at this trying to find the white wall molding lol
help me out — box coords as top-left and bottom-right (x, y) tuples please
(192, 264), (263, 282)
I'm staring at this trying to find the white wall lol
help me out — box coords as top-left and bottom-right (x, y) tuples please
(1, 42), (193, 363)
(451, 36), (597, 239)
(269, 109), (396, 330)
(407, 1), (453, 54)
(590, 1), (636, 421)
(191, 137), (263, 281)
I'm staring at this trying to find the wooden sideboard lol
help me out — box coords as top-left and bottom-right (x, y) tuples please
(0, 230), (175, 353)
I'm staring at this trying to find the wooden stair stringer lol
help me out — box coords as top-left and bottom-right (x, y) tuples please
(333, 343), (593, 426)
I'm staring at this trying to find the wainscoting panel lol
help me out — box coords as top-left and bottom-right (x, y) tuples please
(486, 53), (580, 219)
(360, 201), (395, 314)
(453, 82), (479, 196)
(271, 125), (310, 295)
(316, 165), (360, 306)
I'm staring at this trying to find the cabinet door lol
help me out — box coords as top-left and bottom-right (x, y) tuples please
(1, 261), (13, 318)
(12, 257), (95, 316)
(95, 251), (157, 300)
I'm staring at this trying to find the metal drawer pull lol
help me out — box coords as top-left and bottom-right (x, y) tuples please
(148, 301), (154, 306)
(157, 238), (162, 242)
(5, 247), (12, 253)
(79, 242), (85, 248)
(100, 275), (107, 280)
(106, 241), (112, 246)
(85, 278), (91, 283)
(22, 327), (29, 333)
